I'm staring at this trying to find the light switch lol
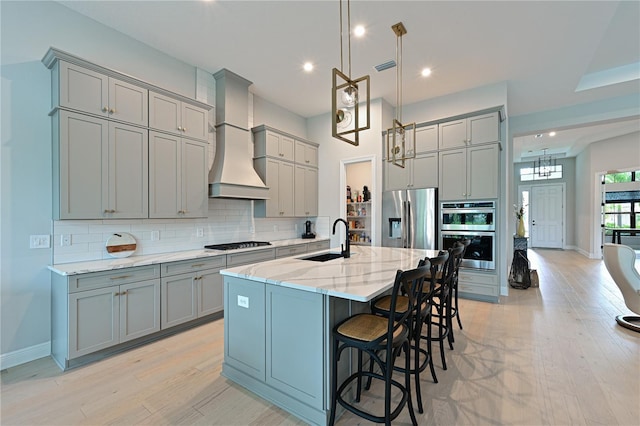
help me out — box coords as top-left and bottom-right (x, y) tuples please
(30, 235), (50, 249)
(237, 295), (249, 309)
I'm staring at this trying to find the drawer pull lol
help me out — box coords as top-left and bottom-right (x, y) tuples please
(191, 263), (206, 268)
(110, 275), (132, 280)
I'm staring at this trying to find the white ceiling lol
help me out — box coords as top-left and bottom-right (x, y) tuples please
(57, 0), (640, 160)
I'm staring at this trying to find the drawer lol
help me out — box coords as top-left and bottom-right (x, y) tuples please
(458, 282), (499, 297)
(226, 248), (276, 267)
(275, 244), (308, 258)
(162, 256), (226, 277)
(68, 265), (160, 293)
(458, 271), (498, 286)
(307, 240), (330, 252)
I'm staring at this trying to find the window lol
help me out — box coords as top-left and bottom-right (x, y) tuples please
(603, 171), (640, 232)
(520, 165), (563, 181)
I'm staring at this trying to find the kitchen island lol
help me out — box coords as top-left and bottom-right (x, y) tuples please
(220, 245), (438, 426)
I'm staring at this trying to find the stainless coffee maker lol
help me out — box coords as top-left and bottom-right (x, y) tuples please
(302, 220), (316, 239)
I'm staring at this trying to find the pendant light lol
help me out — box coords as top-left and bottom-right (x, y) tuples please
(386, 22), (416, 168)
(332, 0), (370, 146)
(534, 148), (556, 177)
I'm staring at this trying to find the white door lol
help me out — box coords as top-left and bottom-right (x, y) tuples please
(530, 184), (564, 248)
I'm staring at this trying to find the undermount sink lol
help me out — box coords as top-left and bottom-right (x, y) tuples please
(300, 252), (345, 262)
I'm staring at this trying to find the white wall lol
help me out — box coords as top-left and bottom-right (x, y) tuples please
(575, 131), (640, 257)
(253, 95), (308, 138)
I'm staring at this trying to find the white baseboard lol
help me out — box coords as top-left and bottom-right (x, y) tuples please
(0, 342), (50, 370)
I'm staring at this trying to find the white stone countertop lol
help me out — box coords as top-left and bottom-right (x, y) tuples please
(49, 238), (330, 276)
(221, 245), (439, 302)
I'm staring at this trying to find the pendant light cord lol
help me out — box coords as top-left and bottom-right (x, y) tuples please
(338, 0), (352, 78)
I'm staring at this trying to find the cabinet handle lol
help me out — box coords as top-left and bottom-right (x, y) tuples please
(182, 128), (187, 132)
(110, 275), (132, 280)
(114, 292), (120, 296)
(104, 209), (110, 214)
(110, 209), (116, 213)
(121, 290), (128, 295)
(178, 126), (183, 131)
(102, 107), (108, 112)
(191, 263), (205, 268)
(305, 160), (309, 163)
(109, 108), (115, 114)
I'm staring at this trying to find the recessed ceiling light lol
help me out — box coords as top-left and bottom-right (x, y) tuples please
(421, 68), (432, 77)
(303, 62), (314, 72)
(548, 131), (556, 137)
(354, 25), (365, 37)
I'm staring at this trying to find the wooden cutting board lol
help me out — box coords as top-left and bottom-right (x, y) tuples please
(106, 233), (137, 258)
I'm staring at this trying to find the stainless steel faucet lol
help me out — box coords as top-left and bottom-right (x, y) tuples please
(332, 218), (350, 258)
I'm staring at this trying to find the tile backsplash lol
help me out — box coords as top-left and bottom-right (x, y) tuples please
(53, 198), (329, 264)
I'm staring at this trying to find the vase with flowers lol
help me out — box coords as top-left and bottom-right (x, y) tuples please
(514, 203), (526, 237)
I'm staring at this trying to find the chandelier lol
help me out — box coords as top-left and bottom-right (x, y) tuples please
(331, 0), (370, 146)
(534, 148), (556, 177)
(386, 22), (416, 168)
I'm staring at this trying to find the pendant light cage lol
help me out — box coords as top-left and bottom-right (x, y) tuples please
(332, 0), (370, 146)
(387, 22), (415, 168)
(534, 149), (556, 177)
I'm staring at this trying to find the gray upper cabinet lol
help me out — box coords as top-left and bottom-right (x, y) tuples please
(43, 48), (212, 220)
(54, 110), (149, 219)
(253, 125), (319, 218)
(149, 91), (208, 141)
(439, 143), (499, 200)
(149, 131), (208, 218)
(384, 152), (438, 191)
(439, 112), (500, 150)
(56, 61), (149, 127)
(414, 124), (438, 154)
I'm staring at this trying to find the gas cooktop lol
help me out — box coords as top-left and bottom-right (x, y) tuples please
(204, 241), (271, 251)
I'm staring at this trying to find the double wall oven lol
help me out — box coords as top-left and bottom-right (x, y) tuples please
(440, 201), (496, 270)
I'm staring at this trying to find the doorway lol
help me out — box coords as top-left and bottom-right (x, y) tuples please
(519, 183), (565, 248)
(340, 156), (377, 246)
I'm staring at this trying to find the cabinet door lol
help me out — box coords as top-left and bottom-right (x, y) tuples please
(412, 153), (438, 189)
(119, 279), (160, 343)
(294, 166), (318, 217)
(304, 167), (318, 216)
(264, 131), (281, 158)
(59, 61), (108, 117)
(295, 141), (318, 167)
(467, 144), (499, 199)
(468, 112), (499, 145)
(58, 111), (108, 219)
(279, 135), (295, 162)
(182, 139), (208, 218)
(161, 273), (197, 329)
(181, 103), (208, 141)
(278, 161), (295, 216)
(439, 119), (467, 150)
(108, 78), (148, 126)
(384, 159), (410, 191)
(264, 158), (281, 217)
(198, 268), (224, 317)
(265, 285), (324, 409)
(108, 122), (148, 218)
(69, 286), (119, 358)
(415, 124), (438, 153)
(149, 131), (182, 218)
(439, 148), (467, 201)
(149, 91), (181, 135)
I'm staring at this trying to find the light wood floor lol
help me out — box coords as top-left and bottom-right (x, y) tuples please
(2, 249), (639, 425)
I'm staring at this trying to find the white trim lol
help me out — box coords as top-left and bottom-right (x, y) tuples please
(0, 342), (50, 369)
(340, 155), (378, 246)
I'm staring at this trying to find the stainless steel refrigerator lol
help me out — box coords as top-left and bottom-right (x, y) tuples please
(382, 188), (438, 249)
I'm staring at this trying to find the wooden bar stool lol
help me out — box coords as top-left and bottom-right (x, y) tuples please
(369, 253), (449, 414)
(328, 266), (428, 426)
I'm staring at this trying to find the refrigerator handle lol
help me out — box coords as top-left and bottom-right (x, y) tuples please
(407, 200), (412, 248)
(402, 201), (408, 248)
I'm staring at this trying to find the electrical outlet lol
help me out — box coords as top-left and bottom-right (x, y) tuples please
(61, 234), (72, 246)
(151, 230), (160, 241)
(196, 227), (204, 238)
(249, 225), (255, 234)
(237, 295), (249, 309)
(30, 235), (50, 249)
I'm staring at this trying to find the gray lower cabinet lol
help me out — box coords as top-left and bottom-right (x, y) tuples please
(223, 276), (325, 412)
(457, 270), (499, 302)
(51, 265), (161, 369)
(160, 256), (226, 329)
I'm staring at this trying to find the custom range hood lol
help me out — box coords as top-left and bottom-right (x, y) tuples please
(209, 69), (269, 200)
